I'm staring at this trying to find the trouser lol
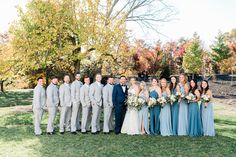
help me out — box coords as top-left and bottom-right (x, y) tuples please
(81, 105), (91, 132)
(91, 104), (101, 133)
(103, 106), (114, 132)
(71, 102), (82, 132)
(33, 108), (43, 135)
(59, 106), (72, 132)
(114, 104), (126, 134)
(47, 106), (57, 133)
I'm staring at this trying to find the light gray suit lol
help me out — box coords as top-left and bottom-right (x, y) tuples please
(46, 83), (59, 133)
(59, 83), (72, 132)
(103, 83), (114, 133)
(32, 84), (46, 135)
(80, 84), (92, 132)
(71, 80), (83, 132)
(89, 82), (103, 133)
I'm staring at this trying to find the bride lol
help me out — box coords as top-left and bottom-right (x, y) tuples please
(121, 77), (140, 135)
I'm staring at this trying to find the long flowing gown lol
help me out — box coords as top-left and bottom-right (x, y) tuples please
(160, 91), (172, 136)
(149, 90), (161, 135)
(138, 91), (150, 134)
(171, 88), (179, 136)
(201, 97), (215, 136)
(188, 100), (203, 137)
(178, 83), (189, 136)
(121, 88), (140, 135)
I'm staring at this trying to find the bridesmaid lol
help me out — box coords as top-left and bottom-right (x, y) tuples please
(159, 78), (172, 136)
(149, 77), (162, 135)
(178, 73), (189, 136)
(138, 81), (150, 135)
(188, 79), (203, 137)
(169, 76), (180, 136)
(200, 80), (215, 136)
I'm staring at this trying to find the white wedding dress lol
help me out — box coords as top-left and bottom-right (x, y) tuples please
(121, 88), (140, 135)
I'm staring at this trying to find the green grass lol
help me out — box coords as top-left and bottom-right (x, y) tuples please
(0, 90), (236, 157)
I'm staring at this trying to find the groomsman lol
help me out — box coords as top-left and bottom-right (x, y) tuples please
(80, 76), (91, 133)
(59, 75), (72, 134)
(103, 77), (114, 134)
(89, 74), (103, 134)
(46, 76), (59, 135)
(71, 72), (83, 134)
(32, 77), (46, 135)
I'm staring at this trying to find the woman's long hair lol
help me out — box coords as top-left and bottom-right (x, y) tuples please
(160, 78), (168, 92)
(189, 79), (198, 95)
(169, 76), (177, 93)
(200, 80), (209, 94)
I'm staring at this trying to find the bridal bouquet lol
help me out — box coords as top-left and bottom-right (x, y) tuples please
(201, 94), (211, 108)
(126, 94), (138, 109)
(185, 93), (196, 103)
(157, 97), (167, 107)
(148, 97), (157, 108)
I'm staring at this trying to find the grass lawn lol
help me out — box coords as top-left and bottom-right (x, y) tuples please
(0, 90), (236, 157)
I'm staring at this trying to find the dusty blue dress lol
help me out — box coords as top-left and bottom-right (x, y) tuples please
(149, 90), (161, 135)
(138, 92), (150, 134)
(171, 88), (179, 136)
(188, 95), (203, 137)
(201, 100), (215, 136)
(178, 84), (188, 136)
(160, 91), (172, 136)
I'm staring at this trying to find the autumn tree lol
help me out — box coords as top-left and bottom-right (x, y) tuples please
(183, 33), (203, 78)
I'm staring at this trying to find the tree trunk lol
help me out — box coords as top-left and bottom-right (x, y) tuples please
(74, 59), (80, 75)
(0, 80), (4, 93)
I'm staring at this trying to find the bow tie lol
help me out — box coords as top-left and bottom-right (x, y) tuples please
(121, 85), (125, 87)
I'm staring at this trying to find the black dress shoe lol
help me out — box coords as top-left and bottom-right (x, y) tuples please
(60, 132), (65, 134)
(71, 132), (77, 135)
(47, 132), (53, 135)
(91, 132), (97, 135)
(103, 132), (109, 135)
(76, 129), (81, 132)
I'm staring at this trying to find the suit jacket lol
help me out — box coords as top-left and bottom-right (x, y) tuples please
(59, 83), (72, 107)
(89, 82), (103, 106)
(46, 83), (59, 107)
(80, 84), (91, 107)
(71, 80), (83, 104)
(32, 85), (46, 109)
(112, 84), (128, 106)
(103, 84), (114, 107)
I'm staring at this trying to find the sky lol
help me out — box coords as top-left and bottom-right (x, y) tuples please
(1, 0), (236, 48)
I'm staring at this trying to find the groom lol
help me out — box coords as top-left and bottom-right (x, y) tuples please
(112, 76), (128, 134)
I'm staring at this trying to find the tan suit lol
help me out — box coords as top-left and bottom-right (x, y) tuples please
(59, 83), (72, 132)
(46, 83), (59, 133)
(32, 84), (46, 135)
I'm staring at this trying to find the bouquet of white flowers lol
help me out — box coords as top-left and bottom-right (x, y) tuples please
(137, 97), (146, 110)
(148, 97), (157, 108)
(185, 93), (196, 103)
(201, 94), (211, 108)
(168, 94), (177, 105)
(175, 92), (181, 99)
(157, 97), (167, 107)
(126, 94), (138, 109)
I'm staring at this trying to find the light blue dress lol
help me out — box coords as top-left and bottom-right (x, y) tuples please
(149, 90), (161, 135)
(188, 98), (203, 137)
(138, 92), (150, 134)
(160, 91), (172, 136)
(178, 84), (188, 136)
(171, 88), (179, 136)
(201, 101), (215, 136)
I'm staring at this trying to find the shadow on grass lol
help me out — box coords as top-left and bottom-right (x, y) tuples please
(215, 118), (236, 126)
(0, 90), (33, 107)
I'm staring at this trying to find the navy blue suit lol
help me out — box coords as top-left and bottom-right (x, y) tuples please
(112, 84), (128, 134)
